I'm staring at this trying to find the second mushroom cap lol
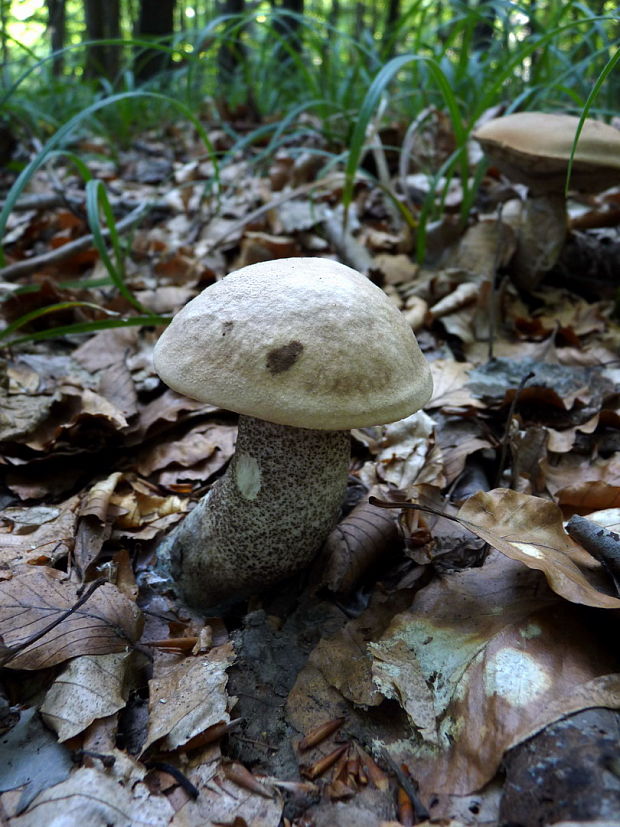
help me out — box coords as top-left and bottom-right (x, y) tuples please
(473, 111), (620, 192)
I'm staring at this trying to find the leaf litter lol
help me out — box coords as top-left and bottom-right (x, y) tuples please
(0, 108), (620, 826)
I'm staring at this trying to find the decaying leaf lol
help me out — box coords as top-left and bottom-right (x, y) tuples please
(374, 488), (620, 608)
(369, 553), (620, 797)
(0, 707), (73, 815)
(0, 568), (142, 669)
(321, 497), (400, 593)
(0, 495), (79, 568)
(9, 766), (173, 826)
(456, 488), (620, 609)
(142, 643), (234, 753)
(40, 651), (135, 741)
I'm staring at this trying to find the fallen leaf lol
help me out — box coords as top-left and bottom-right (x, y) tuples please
(320, 497), (400, 593)
(40, 651), (135, 741)
(9, 766), (173, 826)
(0, 707), (73, 815)
(0, 568), (143, 669)
(455, 489), (620, 608)
(0, 495), (79, 568)
(421, 488), (620, 609)
(369, 553), (620, 797)
(142, 643), (234, 753)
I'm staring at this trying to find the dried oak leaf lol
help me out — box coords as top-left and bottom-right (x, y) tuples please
(0, 568), (143, 670)
(321, 497), (400, 593)
(0, 495), (79, 568)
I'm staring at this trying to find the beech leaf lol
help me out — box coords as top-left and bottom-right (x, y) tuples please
(0, 568), (143, 670)
(371, 488), (620, 609)
(456, 489), (620, 609)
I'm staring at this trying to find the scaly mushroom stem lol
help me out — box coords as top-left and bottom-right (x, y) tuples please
(159, 415), (351, 609)
(512, 192), (567, 290)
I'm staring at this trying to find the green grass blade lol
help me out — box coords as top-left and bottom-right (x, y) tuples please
(0, 90), (218, 267)
(566, 47), (620, 193)
(1, 315), (169, 348)
(0, 300), (121, 341)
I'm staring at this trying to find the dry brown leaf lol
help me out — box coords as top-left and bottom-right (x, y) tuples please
(426, 360), (485, 410)
(0, 568), (143, 670)
(0, 495), (79, 568)
(451, 219), (516, 278)
(0, 390), (57, 444)
(40, 651), (134, 741)
(321, 498), (400, 593)
(542, 453), (620, 509)
(369, 553), (620, 798)
(456, 489), (620, 609)
(142, 642), (234, 753)
(434, 416), (492, 486)
(73, 327), (140, 372)
(80, 472), (123, 520)
(9, 766), (173, 826)
(428, 281), (480, 320)
(136, 388), (218, 439)
(360, 411), (437, 489)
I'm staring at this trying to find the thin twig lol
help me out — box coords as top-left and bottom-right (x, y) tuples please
(488, 202), (505, 362)
(380, 748), (429, 822)
(0, 193), (81, 212)
(0, 204), (149, 281)
(496, 370), (535, 489)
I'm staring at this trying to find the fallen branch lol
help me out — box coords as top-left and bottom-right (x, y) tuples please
(0, 192), (82, 212)
(566, 514), (620, 593)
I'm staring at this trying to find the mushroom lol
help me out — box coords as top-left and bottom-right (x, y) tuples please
(473, 111), (620, 289)
(153, 257), (433, 609)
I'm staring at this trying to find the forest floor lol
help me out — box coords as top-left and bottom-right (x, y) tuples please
(0, 113), (620, 827)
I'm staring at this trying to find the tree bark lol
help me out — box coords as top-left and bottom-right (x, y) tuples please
(381, 0), (400, 56)
(217, 0), (245, 82)
(47, 0), (66, 76)
(272, 0), (304, 60)
(134, 0), (176, 80)
(83, 0), (121, 80)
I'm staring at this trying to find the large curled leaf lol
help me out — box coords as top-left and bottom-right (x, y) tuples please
(456, 489), (620, 609)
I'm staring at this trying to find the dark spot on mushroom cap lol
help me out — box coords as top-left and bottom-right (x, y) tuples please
(266, 340), (304, 374)
(222, 321), (234, 336)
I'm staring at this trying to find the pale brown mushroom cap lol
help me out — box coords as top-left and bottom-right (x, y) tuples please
(154, 257), (433, 430)
(473, 112), (620, 192)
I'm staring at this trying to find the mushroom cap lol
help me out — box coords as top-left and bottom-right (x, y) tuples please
(473, 112), (620, 192)
(153, 257), (433, 430)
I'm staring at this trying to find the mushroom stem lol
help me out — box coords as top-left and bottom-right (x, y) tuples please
(511, 191), (567, 290)
(159, 415), (351, 609)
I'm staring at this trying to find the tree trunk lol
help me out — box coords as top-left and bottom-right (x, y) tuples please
(472, 0), (495, 52)
(47, 0), (66, 76)
(217, 0), (245, 82)
(381, 0), (400, 57)
(272, 0), (304, 60)
(83, 0), (121, 80)
(134, 0), (176, 80)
